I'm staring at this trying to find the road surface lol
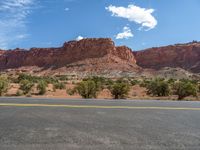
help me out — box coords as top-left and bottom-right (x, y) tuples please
(0, 97), (200, 150)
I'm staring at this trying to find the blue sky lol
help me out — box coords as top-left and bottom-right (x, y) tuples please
(0, 0), (200, 50)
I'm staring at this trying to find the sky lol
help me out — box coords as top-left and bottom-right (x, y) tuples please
(0, 0), (200, 50)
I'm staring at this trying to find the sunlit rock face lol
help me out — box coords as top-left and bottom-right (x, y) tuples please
(134, 42), (200, 73)
(0, 38), (139, 74)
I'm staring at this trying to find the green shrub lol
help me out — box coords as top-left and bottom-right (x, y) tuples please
(66, 88), (76, 96)
(56, 75), (68, 81)
(146, 79), (170, 97)
(20, 79), (34, 95)
(167, 78), (176, 85)
(53, 82), (66, 90)
(173, 81), (198, 100)
(82, 76), (114, 90)
(0, 77), (9, 96)
(37, 80), (48, 95)
(17, 73), (58, 84)
(75, 80), (98, 98)
(16, 90), (23, 96)
(109, 82), (130, 99)
(130, 80), (140, 86)
(17, 73), (37, 83)
(139, 79), (151, 88)
(43, 76), (58, 84)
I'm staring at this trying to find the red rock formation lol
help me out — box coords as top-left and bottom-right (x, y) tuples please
(1, 38), (199, 77)
(0, 38), (139, 74)
(134, 42), (200, 73)
(115, 46), (136, 64)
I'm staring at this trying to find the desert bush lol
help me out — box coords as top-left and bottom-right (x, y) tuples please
(75, 80), (98, 99)
(42, 76), (58, 84)
(198, 82), (200, 93)
(17, 74), (37, 83)
(16, 90), (23, 96)
(173, 81), (198, 100)
(56, 75), (68, 81)
(109, 82), (130, 99)
(37, 80), (48, 95)
(66, 88), (76, 96)
(84, 76), (104, 89)
(167, 78), (176, 85)
(20, 79), (34, 95)
(130, 79), (140, 86)
(53, 82), (66, 90)
(83, 76), (114, 90)
(146, 79), (170, 97)
(0, 77), (9, 96)
(17, 73), (58, 84)
(139, 79), (151, 88)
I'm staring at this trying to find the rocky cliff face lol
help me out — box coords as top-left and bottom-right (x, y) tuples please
(0, 38), (139, 76)
(134, 42), (200, 73)
(0, 38), (200, 78)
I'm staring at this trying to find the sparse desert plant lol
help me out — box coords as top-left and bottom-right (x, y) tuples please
(16, 90), (23, 96)
(146, 78), (170, 97)
(37, 80), (48, 95)
(53, 82), (66, 90)
(139, 79), (151, 88)
(43, 76), (58, 84)
(173, 81), (198, 100)
(130, 79), (140, 86)
(17, 73), (38, 83)
(75, 80), (98, 98)
(109, 82), (130, 99)
(66, 88), (76, 96)
(0, 77), (9, 96)
(198, 82), (200, 93)
(56, 75), (68, 81)
(167, 78), (176, 85)
(20, 79), (34, 95)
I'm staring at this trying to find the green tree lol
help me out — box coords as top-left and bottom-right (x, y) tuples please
(0, 77), (9, 96)
(173, 81), (198, 100)
(110, 82), (130, 99)
(37, 80), (48, 95)
(20, 79), (34, 95)
(75, 80), (98, 99)
(146, 79), (170, 97)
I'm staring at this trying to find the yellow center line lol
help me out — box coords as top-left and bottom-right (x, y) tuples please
(0, 103), (200, 111)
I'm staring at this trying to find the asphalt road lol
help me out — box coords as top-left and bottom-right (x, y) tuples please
(0, 98), (200, 150)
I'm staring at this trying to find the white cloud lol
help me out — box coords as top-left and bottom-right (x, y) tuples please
(106, 4), (157, 30)
(116, 26), (134, 39)
(76, 36), (84, 41)
(0, 0), (35, 49)
(64, 7), (69, 11)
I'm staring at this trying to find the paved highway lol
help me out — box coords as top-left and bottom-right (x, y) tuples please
(0, 97), (200, 150)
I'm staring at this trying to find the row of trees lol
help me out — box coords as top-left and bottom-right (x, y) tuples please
(0, 74), (67, 96)
(69, 78), (130, 99)
(145, 78), (198, 100)
(71, 77), (199, 100)
(0, 74), (199, 100)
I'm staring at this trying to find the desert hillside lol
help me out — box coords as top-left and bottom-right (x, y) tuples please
(0, 38), (199, 79)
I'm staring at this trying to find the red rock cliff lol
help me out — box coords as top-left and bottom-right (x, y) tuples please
(134, 42), (200, 73)
(0, 38), (138, 72)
